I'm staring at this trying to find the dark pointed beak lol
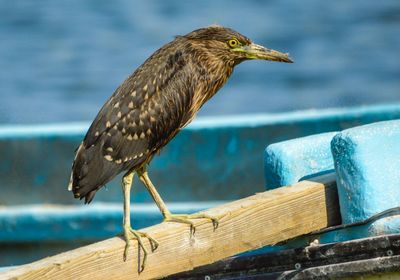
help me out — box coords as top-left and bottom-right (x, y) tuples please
(239, 43), (293, 63)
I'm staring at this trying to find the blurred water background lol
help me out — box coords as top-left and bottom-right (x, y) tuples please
(0, 0), (399, 125)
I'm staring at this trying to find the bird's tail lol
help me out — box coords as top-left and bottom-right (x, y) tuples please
(68, 141), (123, 204)
(68, 142), (98, 204)
(68, 143), (83, 192)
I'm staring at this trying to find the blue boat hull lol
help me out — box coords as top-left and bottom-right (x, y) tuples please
(1, 104), (400, 267)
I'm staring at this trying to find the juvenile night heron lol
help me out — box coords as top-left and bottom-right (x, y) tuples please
(68, 25), (292, 271)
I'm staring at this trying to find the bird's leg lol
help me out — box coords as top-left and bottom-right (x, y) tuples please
(137, 167), (219, 235)
(122, 171), (159, 273)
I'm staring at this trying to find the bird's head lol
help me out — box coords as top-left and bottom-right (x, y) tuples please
(183, 25), (293, 65)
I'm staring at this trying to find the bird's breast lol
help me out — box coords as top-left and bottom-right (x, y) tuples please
(187, 62), (233, 119)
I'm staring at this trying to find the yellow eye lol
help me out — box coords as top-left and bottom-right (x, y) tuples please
(228, 38), (239, 48)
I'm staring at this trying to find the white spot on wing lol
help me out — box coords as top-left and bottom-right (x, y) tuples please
(104, 155), (113, 161)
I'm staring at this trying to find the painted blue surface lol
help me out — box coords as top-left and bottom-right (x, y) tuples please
(331, 119), (400, 224)
(261, 119), (400, 252)
(1, 104), (399, 139)
(1, 104), (400, 206)
(264, 132), (337, 189)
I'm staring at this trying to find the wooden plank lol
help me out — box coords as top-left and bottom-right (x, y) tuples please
(0, 174), (339, 280)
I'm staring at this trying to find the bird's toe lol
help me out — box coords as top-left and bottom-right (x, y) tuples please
(122, 226), (158, 273)
(163, 212), (219, 235)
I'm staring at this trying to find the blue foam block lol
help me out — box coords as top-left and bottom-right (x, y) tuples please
(264, 132), (337, 189)
(331, 119), (400, 224)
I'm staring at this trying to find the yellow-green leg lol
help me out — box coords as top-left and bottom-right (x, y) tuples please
(122, 171), (159, 273)
(137, 167), (219, 234)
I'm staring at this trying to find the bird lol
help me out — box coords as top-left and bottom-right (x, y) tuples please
(68, 25), (293, 272)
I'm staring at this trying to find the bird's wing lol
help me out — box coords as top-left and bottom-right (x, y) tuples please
(71, 43), (194, 202)
(71, 75), (155, 201)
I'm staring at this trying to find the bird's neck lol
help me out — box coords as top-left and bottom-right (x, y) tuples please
(185, 48), (234, 117)
(200, 54), (234, 99)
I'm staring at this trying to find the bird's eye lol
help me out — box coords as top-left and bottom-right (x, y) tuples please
(228, 38), (240, 48)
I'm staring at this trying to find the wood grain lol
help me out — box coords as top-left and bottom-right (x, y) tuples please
(0, 174), (339, 280)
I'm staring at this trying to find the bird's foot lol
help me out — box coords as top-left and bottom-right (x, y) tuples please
(163, 213), (219, 235)
(123, 226), (159, 273)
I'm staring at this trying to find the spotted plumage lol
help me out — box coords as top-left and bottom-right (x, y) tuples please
(69, 26), (292, 204)
(68, 26), (292, 270)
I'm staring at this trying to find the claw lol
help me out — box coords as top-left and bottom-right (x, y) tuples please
(191, 224), (196, 236)
(123, 227), (159, 273)
(163, 213), (219, 236)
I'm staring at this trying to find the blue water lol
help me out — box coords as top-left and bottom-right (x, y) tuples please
(1, 0), (399, 124)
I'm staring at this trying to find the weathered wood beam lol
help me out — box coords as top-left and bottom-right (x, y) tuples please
(0, 174), (339, 280)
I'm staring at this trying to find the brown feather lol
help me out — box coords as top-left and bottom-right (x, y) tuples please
(69, 26), (258, 202)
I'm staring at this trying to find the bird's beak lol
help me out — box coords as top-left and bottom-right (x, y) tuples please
(234, 43), (293, 63)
